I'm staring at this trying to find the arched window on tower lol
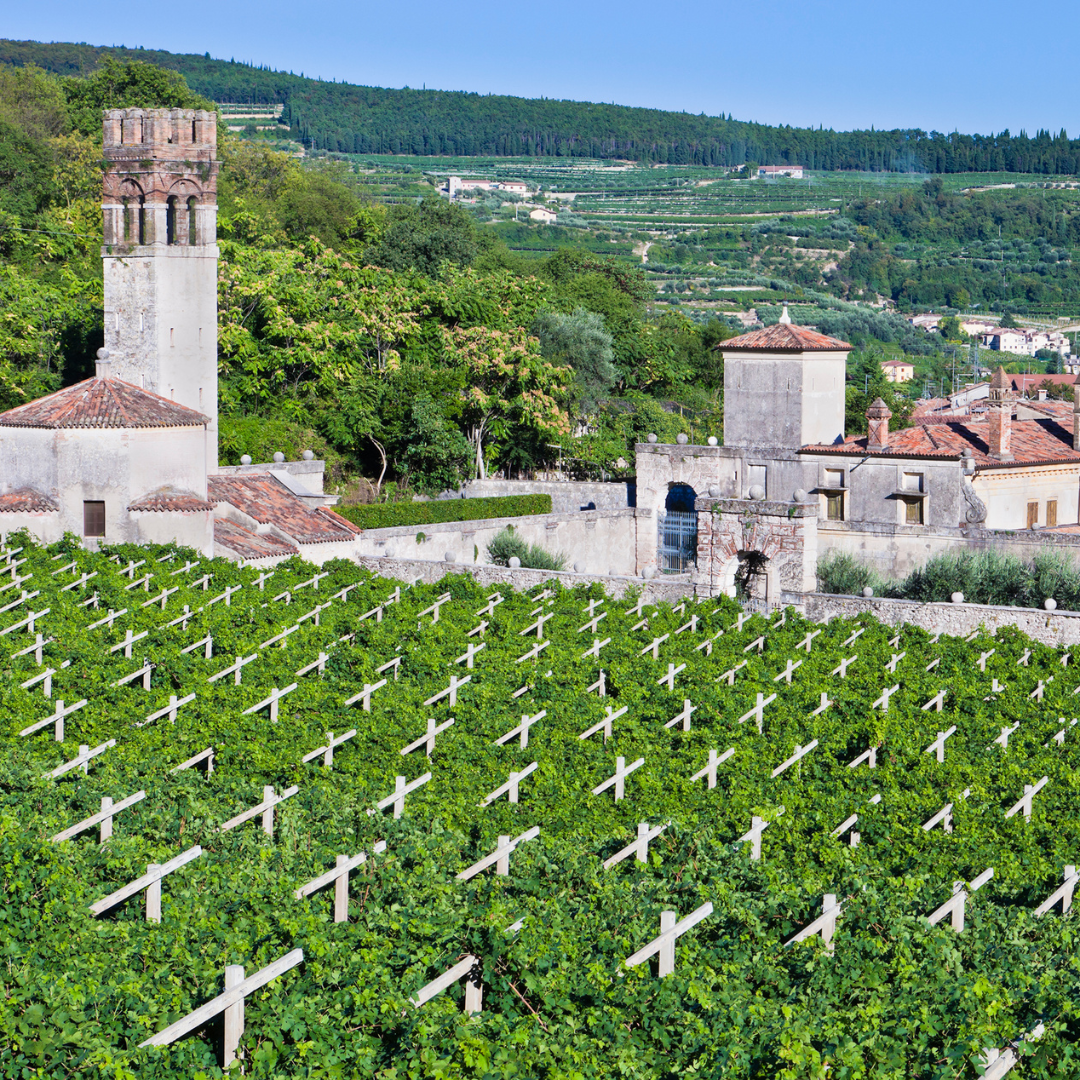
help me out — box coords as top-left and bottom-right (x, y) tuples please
(121, 197), (130, 241)
(187, 196), (198, 245)
(138, 195), (146, 245)
(166, 196), (178, 245)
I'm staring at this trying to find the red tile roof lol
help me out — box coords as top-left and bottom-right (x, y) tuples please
(803, 416), (1080, 469)
(127, 487), (214, 513)
(720, 324), (851, 351)
(208, 474), (359, 545)
(1009, 373), (1077, 393)
(0, 487), (59, 513)
(213, 519), (298, 560)
(0, 378), (208, 429)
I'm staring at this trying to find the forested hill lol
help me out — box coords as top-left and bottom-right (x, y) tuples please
(4, 37), (1080, 172)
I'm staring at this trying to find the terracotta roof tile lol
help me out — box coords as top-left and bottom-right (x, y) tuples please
(214, 519), (298, 560)
(803, 416), (1080, 468)
(127, 487), (214, 513)
(0, 487), (59, 513)
(0, 378), (208, 429)
(208, 474), (359, 545)
(720, 324), (851, 352)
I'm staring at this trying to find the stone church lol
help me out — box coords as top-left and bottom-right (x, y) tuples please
(0, 109), (358, 565)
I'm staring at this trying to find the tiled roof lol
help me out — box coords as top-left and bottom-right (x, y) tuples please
(213, 519), (298, 560)
(1008, 373), (1078, 393)
(0, 487), (59, 513)
(0, 378), (208, 429)
(720, 324), (851, 351)
(127, 487), (214, 513)
(803, 416), (1080, 468)
(208, 474), (359, 545)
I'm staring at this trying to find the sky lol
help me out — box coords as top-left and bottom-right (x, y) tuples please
(7, 0), (1080, 136)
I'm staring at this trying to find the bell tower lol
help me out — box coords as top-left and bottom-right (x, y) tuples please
(102, 108), (220, 468)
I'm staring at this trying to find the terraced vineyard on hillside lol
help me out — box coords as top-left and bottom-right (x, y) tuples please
(3, 534), (1079, 1077)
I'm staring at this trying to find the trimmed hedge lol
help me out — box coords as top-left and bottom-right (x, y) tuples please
(335, 493), (552, 530)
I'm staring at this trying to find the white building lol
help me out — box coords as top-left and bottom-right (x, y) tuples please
(0, 109), (359, 566)
(758, 165), (804, 179)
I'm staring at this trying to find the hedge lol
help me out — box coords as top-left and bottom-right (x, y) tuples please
(335, 493), (553, 530)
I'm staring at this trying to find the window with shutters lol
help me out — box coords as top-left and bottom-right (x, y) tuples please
(903, 497), (923, 525)
(83, 501), (105, 537)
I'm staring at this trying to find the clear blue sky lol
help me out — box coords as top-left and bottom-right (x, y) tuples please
(9, 0), (1080, 136)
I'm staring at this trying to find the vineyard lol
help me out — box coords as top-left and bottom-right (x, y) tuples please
(3, 533), (1080, 1078)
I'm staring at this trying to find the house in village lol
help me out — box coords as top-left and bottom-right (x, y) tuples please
(757, 165), (804, 179)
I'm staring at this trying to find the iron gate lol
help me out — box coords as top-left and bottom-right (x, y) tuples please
(658, 509), (698, 574)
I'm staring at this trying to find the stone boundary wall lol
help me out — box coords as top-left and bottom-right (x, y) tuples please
(462, 479), (635, 513)
(353, 508), (638, 577)
(805, 592), (1080, 647)
(350, 554), (696, 603)
(819, 519), (1080, 579)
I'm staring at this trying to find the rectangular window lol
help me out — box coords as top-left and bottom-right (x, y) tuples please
(1027, 501), (1039, 529)
(901, 472), (924, 492)
(1047, 500), (1058, 528)
(904, 498), (924, 525)
(83, 501), (105, 537)
(747, 464), (767, 496)
(826, 493), (844, 521)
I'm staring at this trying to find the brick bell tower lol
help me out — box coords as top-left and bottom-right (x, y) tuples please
(101, 108), (220, 468)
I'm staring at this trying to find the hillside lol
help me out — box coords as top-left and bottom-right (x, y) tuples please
(3, 37), (1080, 171)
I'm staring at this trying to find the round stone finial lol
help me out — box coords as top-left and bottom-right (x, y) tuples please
(707, 436), (718, 447)
(647, 433), (658, 444)
(643, 566), (657, 580)
(748, 484), (766, 501)
(444, 551), (456, 563)
(272, 451), (285, 463)
(1045, 598), (1058, 611)
(951, 591), (965, 604)
(240, 454), (252, 466)
(862, 586), (874, 598)
(508, 556), (521, 568)
(676, 432), (689, 445)
(708, 485), (721, 498)
(574, 561), (585, 573)
(96, 348), (110, 361)
(608, 567), (618, 577)
(793, 488), (808, 503)
(302, 449), (315, 461)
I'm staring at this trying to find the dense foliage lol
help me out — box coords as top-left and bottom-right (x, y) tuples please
(3, 534), (1080, 1077)
(335, 494), (552, 530)
(819, 548), (1080, 609)
(5, 39), (1080, 172)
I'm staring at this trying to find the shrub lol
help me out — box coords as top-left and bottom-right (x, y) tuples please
(819, 547), (1080, 609)
(486, 526), (566, 571)
(335, 494), (552, 530)
(817, 552), (882, 596)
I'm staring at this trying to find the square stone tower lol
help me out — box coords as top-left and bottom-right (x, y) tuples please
(101, 108), (220, 468)
(720, 310), (850, 450)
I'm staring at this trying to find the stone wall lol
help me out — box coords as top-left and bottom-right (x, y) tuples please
(805, 592), (1080, 647)
(694, 496), (818, 598)
(462, 479), (635, 513)
(352, 508), (639, 577)
(820, 519), (1080, 579)
(349, 554), (697, 602)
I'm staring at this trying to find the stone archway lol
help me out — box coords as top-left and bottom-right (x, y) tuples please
(658, 483), (698, 573)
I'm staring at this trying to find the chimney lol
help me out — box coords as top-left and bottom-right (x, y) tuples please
(987, 366), (1014, 461)
(1073, 373), (1080, 450)
(866, 397), (892, 453)
(778, 304), (792, 325)
(95, 347), (112, 380)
